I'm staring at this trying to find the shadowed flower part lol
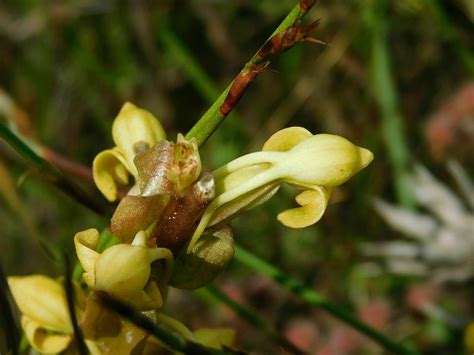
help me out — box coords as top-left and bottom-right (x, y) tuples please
(75, 229), (174, 311)
(93, 102), (166, 201)
(187, 127), (373, 252)
(8, 275), (86, 354)
(170, 226), (234, 289)
(110, 135), (202, 243)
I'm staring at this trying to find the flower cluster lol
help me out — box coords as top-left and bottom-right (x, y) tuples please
(7, 102), (373, 354)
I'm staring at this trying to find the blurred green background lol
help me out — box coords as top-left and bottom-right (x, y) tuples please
(1, 0), (473, 353)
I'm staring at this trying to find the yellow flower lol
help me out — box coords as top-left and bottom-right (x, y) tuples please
(74, 228), (173, 311)
(93, 102), (166, 202)
(7, 275), (98, 354)
(187, 127), (373, 252)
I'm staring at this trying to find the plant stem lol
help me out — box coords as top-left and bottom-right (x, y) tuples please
(98, 294), (243, 355)
(197, 285), (304, 354)
(185, 0), (318, 146)
(63, 254), (88, 355)
(234, 245), (419, 355)
(0, 121), (109, 215)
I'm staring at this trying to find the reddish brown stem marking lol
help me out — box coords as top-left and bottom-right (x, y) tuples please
(258, 19), (321, 60)
(42, 147), (94, 182)
(300, 0), (317, 12)
(219, 63), (269, 117)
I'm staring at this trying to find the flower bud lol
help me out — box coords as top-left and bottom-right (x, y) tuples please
(170, 227), (234, 289)
(281, 134), (373, 187)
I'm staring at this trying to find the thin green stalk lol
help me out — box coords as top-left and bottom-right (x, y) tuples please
(185, 1), (317, 146)
(234, 245), (418, 355)
(368, 1), (414, 207)
(197, 285), (304, 354)
(0, 121), (109, 214)
(98, 294), (242, 355)
(63, 254), (88, 355)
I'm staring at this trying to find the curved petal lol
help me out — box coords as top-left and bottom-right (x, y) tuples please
(93, 232), (172, 310)
(74, 229), (100, 287)
(277, 186), (331, 228)
(112, 102), (166, 174)
(262, 126), (312, 152)
(8, 275), (72, 333)
(93, 148), (130, 202)
(22, 316), (72, 354)
(280, 134), (373, 187)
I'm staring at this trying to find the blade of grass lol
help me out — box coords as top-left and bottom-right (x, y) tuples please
(367, 1), (414, 207)
(234, 245), (419, 355)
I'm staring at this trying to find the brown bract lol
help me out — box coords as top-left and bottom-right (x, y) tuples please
(110, 137), (203, 244)
(150, 173), (216, 254)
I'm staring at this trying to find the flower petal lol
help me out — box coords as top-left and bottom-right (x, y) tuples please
(8, 275), (72, 333)
(277, 187), (330, 228)
(74, 229), (100, 287)
(93, 232), (173, 310)
(93, 148), (130, 202)
(112, 102), (166, 175)
(281, 134), (373, 187)
(22, 316), (72, 354)
(262, 126), (312, 151)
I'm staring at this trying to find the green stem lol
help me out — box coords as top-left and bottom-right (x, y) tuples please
(0, 121), (108, 214)
(197, 285), (304, 354)
(234, 245), (419, 355)
(185, 1), (317, 146)
(98, 294), (237, 355)
(368, 1), (414, 207)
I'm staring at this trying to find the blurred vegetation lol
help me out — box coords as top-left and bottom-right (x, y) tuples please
(0, 0), (473, 353)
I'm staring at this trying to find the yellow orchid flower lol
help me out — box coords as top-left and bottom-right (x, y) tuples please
(74, 228), (173, 311)
(93, 102), (166, 202)
(7, 275), (98, 354)
(187, 127), (373, 252)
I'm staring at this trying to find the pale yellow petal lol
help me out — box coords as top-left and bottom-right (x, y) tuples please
(112, 102), (166, 174)
(85, 232), (172, 310)
(74, 228), (100, 287)
(193, 328), (235, 349)
(94, 244), (151, 297)
(262, 126), (312, 152)
(281, 134), (374, 187)
(93, 148), (130, 202)
(277, 187), (330, 228)
(8, 276), (72, 333)
(22, 316), (72, 354)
